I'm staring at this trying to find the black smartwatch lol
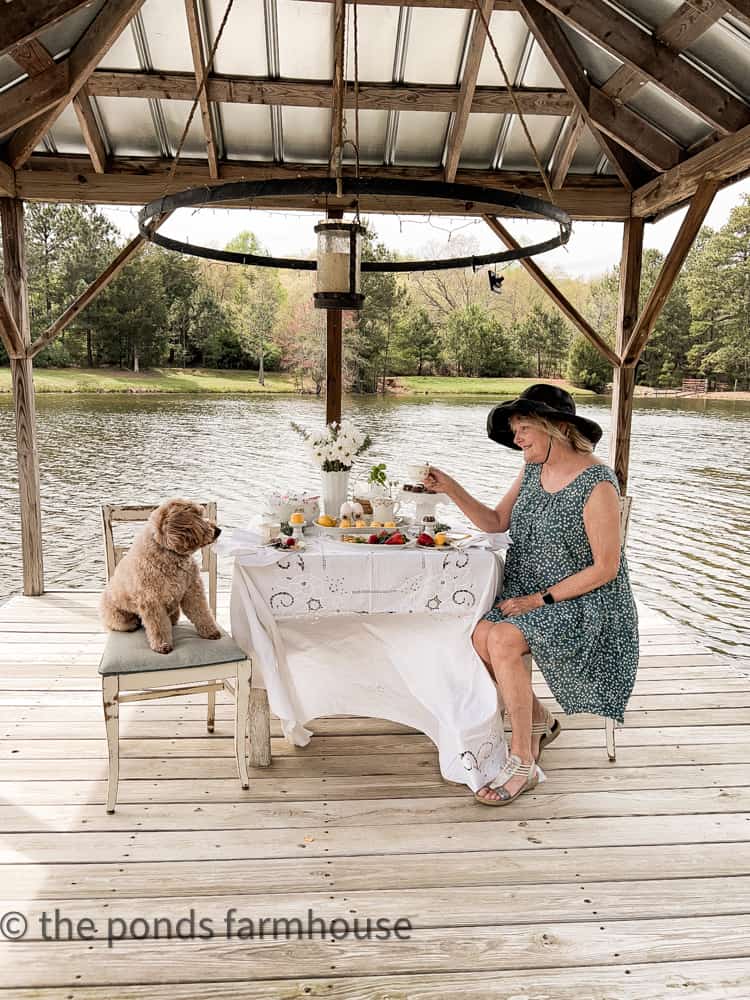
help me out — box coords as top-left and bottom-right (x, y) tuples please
(541, 589), (555, 605)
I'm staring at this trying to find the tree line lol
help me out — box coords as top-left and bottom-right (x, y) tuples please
(1, 197), (748, 392)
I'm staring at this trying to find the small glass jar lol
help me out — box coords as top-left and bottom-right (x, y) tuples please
(421, 515), (436, 538)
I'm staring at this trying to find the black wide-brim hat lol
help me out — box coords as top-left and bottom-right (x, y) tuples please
(487, 383), (603, 450)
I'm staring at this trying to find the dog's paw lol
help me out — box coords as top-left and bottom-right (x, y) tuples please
(151, 642), (173, 655)
(199, 628), (222, 640)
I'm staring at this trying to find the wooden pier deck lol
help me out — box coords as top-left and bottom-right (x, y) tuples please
(1, 590), (750, 998)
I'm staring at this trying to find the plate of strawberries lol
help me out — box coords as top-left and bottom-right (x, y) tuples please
(344, 530), (409, 546)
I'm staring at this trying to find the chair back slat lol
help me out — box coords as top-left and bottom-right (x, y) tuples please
(101, 502), (218, 615)
(619, 496), (632, 546)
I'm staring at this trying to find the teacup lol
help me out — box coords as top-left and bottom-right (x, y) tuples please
(405, 462), (430, 484)
(371, 497), (401, 523)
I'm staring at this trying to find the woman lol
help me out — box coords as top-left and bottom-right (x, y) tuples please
(425, 384), (638, 806)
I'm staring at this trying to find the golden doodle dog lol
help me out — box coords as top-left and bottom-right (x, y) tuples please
(100, 499), (222, 654)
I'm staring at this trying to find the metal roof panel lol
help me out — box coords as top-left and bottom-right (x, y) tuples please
(282, 105), (331, 162)
(342, 109), (389, 164)
(394, 109), (450, 166)
(402, 9), (471, 85)
(278, 0), (332, 79)
(36, 0), (107, 59)
(221, 103), (274, 160)
(208, 0), (268, 76)
(95, 95), (162, 156)
(476, 12), (530, 87)
(139, 0), (195, 73)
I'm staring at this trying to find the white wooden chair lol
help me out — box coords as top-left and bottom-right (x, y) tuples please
(99, 503), (251, 813)
(524, 495), (633, 763)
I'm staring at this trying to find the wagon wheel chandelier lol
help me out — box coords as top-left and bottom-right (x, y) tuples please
(137, 0), (572, 310)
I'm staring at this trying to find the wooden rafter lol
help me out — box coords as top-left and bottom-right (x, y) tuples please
(517, 0), (649, 189)
(86, 70), (576, 115)
(184, 0), (219, 180)
(624, 179), (719, 365)
(0, 59), (69, 140)
(633, 121), (750, 218)
(549, 112), (583, 189)
(11, 40), (108, 175)
(444, 0), (494, 183)
(5, 0), (146, 169)
(15, 155), (632, 219)
(484, 215), (621, 368)
(587, 86), (681, 172)
(329, 0), (346, 177)
(561, 1), (732, 177)
(533, 0), (750, 135)
(0, 0), (94, 58)
(27, 213), (172, 359)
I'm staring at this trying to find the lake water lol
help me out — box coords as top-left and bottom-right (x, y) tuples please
(1, 392), (749, 665)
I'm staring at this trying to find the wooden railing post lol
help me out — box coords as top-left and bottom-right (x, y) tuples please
(610, 216), (644, 494)
(1, 197), (44, 595)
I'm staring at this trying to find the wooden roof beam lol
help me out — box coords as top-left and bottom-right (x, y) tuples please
(484, 214), (622, 367)
(184, 0), (219, 180)
(560, 2), (732, 182)
(0, 59), (69, 140)
(86, 70), (576, 115)
(0, 0), (95, 58)
(444, 0), (494, 182)
(517, 0), (650, 189)
(633, 120), (750, 218)
(624, 178), (719, 365)
(5, 0), (146, 169)
(14, 156), (631, 219)
(723, 2), (750, 27)
(533, 0), (750, 135)
(548, 111), (584, 189)
(12, 40), (107, 174)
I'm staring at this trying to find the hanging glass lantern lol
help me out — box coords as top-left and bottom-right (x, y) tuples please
(313, 220), (365, 310)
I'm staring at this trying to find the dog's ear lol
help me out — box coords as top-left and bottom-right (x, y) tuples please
(154, 500), (207, 553)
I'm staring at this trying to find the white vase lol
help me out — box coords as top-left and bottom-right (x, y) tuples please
(321, 469), (350, 517)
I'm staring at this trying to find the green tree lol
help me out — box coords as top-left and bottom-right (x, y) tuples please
(225, 231), (285, 381)
(636, 249), (692, 388)
(393, 307), (441, 375)
(685, 198), (750, 386)
(515, 304), (571, 377)
(567, 334), (612, 393)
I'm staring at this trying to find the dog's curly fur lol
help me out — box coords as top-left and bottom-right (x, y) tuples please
(100, 499), (222, 654)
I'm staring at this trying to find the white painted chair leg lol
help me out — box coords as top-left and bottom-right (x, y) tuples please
(248, 687), (272, 767)
(235, 663), (250, 789)
(207, 687), (216, 733)
(102, 675), (120, 813)
(605, 717), (616, 762)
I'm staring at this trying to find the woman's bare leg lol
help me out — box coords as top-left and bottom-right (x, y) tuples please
(472, 619), (549, 758)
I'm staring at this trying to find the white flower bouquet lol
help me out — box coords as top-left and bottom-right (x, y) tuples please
(291, 419), (372, 472)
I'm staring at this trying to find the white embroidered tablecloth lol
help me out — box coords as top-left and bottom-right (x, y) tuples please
(223, 534), (510, 790)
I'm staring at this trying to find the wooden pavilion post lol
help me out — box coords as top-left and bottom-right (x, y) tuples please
(325, 208), (344, 425)
(1, 197), (44, 594)
(610, 216), (644, 493)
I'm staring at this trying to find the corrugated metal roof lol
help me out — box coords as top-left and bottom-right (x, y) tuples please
(2, 0), (749, 197)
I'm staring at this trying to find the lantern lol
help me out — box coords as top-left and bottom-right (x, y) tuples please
(313, 220), (365, 310)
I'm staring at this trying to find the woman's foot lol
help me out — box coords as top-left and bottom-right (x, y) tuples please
(475, 754), (537, 803)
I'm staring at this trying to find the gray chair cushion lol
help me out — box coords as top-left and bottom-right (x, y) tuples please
(99, 624), (247, 675)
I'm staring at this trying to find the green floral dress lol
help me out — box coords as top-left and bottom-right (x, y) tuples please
(483, 462), (638, 723)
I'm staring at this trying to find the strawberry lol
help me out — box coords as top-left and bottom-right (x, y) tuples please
(285, 537), (296, 548)
(368, 534), (379, 544)
(417, 533), (434, 546)
(385, 533), (406, 545)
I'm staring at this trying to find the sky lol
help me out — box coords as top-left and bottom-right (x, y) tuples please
(103, 175), (750, 281)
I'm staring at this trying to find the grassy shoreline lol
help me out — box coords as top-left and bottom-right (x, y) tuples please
(0, 367), (598, 398)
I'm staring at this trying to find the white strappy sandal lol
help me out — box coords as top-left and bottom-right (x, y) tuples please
(474, 753), (539, 806)
(532, 708), (561, 763)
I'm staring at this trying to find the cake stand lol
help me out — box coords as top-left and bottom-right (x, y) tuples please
(397, 490), (451, 525)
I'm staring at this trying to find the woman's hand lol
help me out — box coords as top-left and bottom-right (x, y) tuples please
(499, 593), (544, 616)
(423, 466), (456, 495)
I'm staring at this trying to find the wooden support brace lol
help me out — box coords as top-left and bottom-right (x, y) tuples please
(623, 180), (719, 365)
(0, 294), (26, 358)
(484, 214), (621, 368)
(28, 212), (171, 358)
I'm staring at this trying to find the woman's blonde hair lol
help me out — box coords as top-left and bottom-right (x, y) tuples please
(511, 413), (594, 454)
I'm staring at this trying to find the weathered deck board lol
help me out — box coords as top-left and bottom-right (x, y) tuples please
(0, 589), (748, 997)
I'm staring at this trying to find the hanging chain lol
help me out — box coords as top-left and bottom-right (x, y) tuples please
(161, 0), (237, 201)
(472, 0), (555, 204)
